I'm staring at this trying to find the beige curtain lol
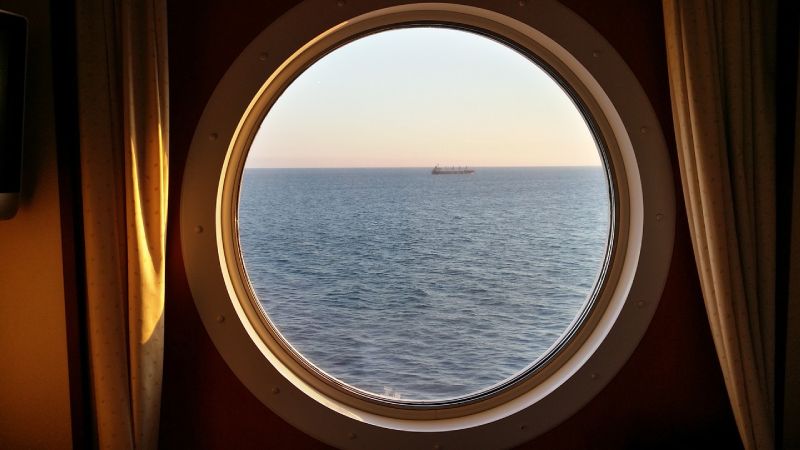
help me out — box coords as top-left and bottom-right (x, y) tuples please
(663, 1), (775, 449)
(75, 0), (169, 448)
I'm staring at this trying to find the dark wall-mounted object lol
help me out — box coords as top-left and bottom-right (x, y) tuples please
(0, 10), (27, 220)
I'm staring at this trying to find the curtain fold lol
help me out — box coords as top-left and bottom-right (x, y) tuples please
(75, 0), (169, 448)
(662, 1), (775, 449)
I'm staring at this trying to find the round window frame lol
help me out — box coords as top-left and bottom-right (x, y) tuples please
(180, 2), (675, 449)
(232, 23), (622, 412)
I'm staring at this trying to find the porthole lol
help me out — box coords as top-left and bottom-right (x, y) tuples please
(181, 2), (675, 449)
(238, 24), (615, 408)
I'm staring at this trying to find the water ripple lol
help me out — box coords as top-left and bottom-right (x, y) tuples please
(240, 167), (610, 401)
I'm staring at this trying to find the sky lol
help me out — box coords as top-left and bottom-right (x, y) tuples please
(245, 27), (601, 168)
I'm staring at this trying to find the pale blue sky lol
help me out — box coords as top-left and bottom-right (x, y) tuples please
(245, 27), (600, 168)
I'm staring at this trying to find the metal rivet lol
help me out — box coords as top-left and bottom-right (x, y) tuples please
(258, 52), (268, 61)
(432, 445), (442, 450)
(518, 0), (526, 6)
(194, 225), (204, 234)
(656, 213), (664, 221)
(348, 432), (357, 440)
(590, 372), (599, 380)
(209, 133), (218, 141)
(592, 50), (601, 58)
(337, 0), (346, 6)
(271, 386), (280, 394)
(636, 300), (645, 308)
(640, 126), (648, 134)
(216, 314), (225, 323)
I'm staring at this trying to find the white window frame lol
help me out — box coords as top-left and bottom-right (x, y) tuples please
(180, 1), (675, 448)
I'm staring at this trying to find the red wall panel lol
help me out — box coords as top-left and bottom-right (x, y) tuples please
(160, 2), (741, 448)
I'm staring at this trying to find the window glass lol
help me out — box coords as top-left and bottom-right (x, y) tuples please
(238, 27), (610, 402)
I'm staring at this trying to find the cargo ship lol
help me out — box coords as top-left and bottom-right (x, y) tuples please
(431, 165), (475, 175)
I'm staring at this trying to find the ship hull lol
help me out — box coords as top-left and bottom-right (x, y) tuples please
(431, 168), (475, 175)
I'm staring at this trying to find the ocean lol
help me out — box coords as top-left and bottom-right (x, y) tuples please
(238, 167), (610, 402)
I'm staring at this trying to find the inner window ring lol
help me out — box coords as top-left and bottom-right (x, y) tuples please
(226, 22), (622, 414)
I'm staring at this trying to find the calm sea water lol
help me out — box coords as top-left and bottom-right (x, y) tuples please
(238, 167), (610, 401)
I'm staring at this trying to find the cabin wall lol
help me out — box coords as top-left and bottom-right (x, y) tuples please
(160, 1), (741, 449)
(0, 0), (73, 448)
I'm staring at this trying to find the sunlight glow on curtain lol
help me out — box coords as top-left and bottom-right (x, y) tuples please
(75, 0), (169, 448)
(662, 1), (775, 449)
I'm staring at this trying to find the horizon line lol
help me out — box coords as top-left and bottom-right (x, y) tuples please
(244, 164), (603, 169)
